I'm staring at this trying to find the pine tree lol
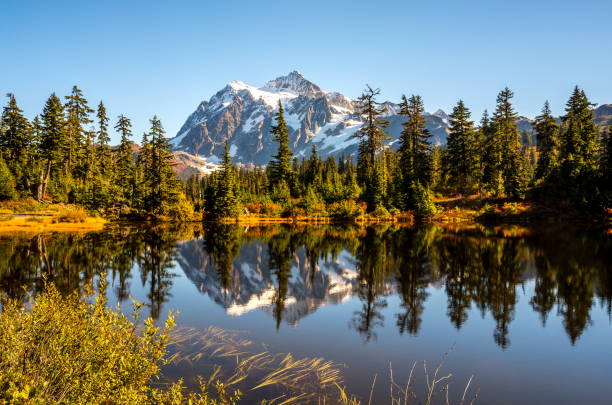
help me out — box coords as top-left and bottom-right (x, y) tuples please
(398, 94), (433, 209)
(0, 93), (33, 194)
(38, 93), (67, 200)
(210, 142), (240, 218)
(481, 109), (503, 195)
(96, 102), (113, 176)
(534, 101), (560, 181)
(398, 95), (432, 186)
(114, 114), (135, 207)
(491, 88), (526, 198)
(269, 101), (295, 191)
(353, 86), (390, 209)
(559, 86), (599, 182)
(64, 85), (93, 175)
(445, 100), (479, 193)
(145, 116), (182, 216)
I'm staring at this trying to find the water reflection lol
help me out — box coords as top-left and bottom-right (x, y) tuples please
(0, 223), (610, 347)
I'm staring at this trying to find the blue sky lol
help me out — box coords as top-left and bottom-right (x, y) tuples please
(2, 0), (611, 144)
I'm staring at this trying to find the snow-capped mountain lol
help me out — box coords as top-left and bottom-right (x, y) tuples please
(171, 71), (450, 166)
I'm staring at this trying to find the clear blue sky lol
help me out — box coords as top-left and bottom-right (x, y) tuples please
(2, 0), (610, 144)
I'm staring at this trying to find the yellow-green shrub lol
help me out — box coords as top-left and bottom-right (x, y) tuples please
(0, 280), (174, 404)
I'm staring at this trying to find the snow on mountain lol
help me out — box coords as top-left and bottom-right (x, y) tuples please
(170, 71), (451, 166)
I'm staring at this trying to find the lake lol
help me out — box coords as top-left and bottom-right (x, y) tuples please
(1, 223), (611, 404)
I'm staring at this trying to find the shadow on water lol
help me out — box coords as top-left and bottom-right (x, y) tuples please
(1, 222), (611, 348)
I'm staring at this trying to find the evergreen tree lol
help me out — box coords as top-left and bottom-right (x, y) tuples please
(64, 85), (93, 174)
(210, 142), (240, 218)
(398, 95), (432, 186)
(398, 94), (433, 210)
(96, 101), (113, 176)
(445, 100), (479, 193)
(0, 93), (33, 194)
(491, 88), (526, 198)
(534, 101), (560, 181)
(146, 116), (182, 216)
(269, 101), (295, 191)
(559, 86), (599, 182)
(353, 86), (390, 209)
(114, 114), (135, 207)
(38, 93), (67, 200)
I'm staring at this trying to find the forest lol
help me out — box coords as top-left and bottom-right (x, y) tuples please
(1, 85), (610, 221)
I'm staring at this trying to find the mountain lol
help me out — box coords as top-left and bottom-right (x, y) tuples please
(170, 72), (612, 167)
(170, 71), (450, 166)
(595, 104), (612, 127)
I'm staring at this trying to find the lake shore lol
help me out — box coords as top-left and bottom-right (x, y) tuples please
(0, 200), (107, 233)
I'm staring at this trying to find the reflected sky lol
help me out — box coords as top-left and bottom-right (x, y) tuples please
(0, 223), (611, 404)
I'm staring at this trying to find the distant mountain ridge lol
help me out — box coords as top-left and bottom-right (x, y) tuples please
(170, 71), (612, 167)
(170, 71), (450, 166)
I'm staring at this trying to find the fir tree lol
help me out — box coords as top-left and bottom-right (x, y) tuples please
(96, 101), (113, 176)
(0, 93), (33, 194)
(398, 95), (432, 186)
(210, 142), (240, 218)
(146, 116), (182, 216)
(398, 94), (433, 209)
(491, 88), (526, 198)
(353, 86), (390, 209)
(559, 86), (599, 182)
(534, 101), (560, 181)
(114, 114), (135, 207)
(38, 93), (67, 200)
(269, 101), (295, 191)
(445, 100), (479, 193)
(64, 85), (93, 174)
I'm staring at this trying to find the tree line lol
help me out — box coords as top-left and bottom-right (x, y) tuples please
(193, 85), (611, 220)
(2, 85), (610, 221)
(0, 87), (190, 218)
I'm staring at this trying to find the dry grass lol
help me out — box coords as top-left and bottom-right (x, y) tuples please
(167, 327), (345, 404)
(166, 327), (478, 405)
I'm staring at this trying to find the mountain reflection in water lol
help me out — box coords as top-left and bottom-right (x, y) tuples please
(1, 223), (610, 349)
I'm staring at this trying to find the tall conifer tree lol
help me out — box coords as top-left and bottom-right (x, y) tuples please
(353, 86), (390, 209)
(38, 93), (67, 200)
(114, 114), (135, 207)
(534, 101), (560, 181)
(269, 101), (295, 190)
(64, 85), (93, 174)
(559, 86), (599, 181)
(445, 100), (479, 193)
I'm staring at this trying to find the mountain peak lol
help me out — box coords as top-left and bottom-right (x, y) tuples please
(264, 70), (323, 97)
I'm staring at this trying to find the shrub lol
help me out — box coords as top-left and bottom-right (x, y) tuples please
(371, 206), (391, 218)
(411, 183), (439, 220)
(328, 200), (365, 219)
(0, 280), (176, 404)
(0, 157), (16, 201)
(54, 206), (88, 223)
(166, 195), (196, 221)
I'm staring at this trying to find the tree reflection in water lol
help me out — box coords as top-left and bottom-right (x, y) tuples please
(0, 223), (610, 347)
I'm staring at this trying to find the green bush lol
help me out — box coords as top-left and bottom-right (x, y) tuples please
(371, 206), (391, 218)
(328, 200), (365, 219)
(0, 157), (16, 201)
(0, 281), (241, 405)
(411, 182), (439, 220)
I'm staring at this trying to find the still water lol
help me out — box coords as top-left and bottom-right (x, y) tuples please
(1, 223), (611, 404)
